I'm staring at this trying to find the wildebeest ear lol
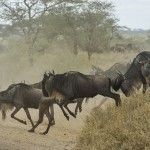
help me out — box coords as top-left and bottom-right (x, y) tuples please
(116, 70), (123, 75)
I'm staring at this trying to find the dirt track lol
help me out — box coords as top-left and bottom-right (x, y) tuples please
(0, 96), (107, 150)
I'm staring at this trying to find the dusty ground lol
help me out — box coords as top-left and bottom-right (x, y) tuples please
(0, 50), (136, 150)
(0, 96), (111, 150)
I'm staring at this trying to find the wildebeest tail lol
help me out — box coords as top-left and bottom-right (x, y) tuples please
(0, 103), (14, 120)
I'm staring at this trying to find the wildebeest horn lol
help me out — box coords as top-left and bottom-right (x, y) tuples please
(137, 58), (150, 64)
(44, 71), (48, 77)
(136, 58), (143, 64)
(116, 69), (123, 76)
(52, 70), (55, 75)
(145, 56), (150, 63)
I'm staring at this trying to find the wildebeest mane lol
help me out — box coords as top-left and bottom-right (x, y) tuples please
(16, 83), (32, 89)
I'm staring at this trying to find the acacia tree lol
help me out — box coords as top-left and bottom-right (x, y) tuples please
(0, 0), (118, 60)
(78, 1), (118, 59)
(41, 0), (84, 55)
(0, 0), (63, 64)
(58, 1), (84, 55)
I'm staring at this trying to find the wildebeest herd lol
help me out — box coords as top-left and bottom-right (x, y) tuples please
(0, 51), (150, 135)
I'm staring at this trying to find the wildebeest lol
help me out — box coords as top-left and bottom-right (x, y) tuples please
(116, 51), (150, 97)
(29, 71), (124, 134)
(0, 83), (56, 134)
(126, 43), (140, 52)
(82, 61), (131, 107)
(91, 61), (131, 78)
(29, 77), (84, 123)
(1, 81), (57, 126)
(110, 44), (127, 53)
(42, 72), (89, 116)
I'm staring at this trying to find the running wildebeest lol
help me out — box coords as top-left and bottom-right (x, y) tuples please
(81, 61), (132, 108)
(116, 51), (150, 97)
(0, 83), (56, 134)
(91, 61), (131, 78)
(43, 72), (89, 116)
(30, 73), (86, 125)
(29, 71), (124, 134)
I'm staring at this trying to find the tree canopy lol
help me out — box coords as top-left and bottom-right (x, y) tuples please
(0, 0), (118, 61)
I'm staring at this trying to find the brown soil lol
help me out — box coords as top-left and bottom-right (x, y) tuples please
(0, 96), (109, 150)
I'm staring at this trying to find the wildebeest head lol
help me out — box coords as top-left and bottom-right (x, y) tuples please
(118, 55), (150, 97)
(42, 70), (55, 97)
(120, 78), (134, 97)
(112, 72), (125, 91)
(117, 59), (142, 97)
(142, 63), (150, 77)
(43, 70), (55, 82)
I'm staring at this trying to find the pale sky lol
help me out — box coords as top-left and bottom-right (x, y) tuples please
(109, 0), (150, 29)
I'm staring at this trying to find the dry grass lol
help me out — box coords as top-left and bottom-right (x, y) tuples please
(75, 91), (150, 150)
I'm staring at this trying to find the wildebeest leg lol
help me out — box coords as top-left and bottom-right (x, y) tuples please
(29, 97), (56, 133)
(140, 73), (148, 94)
(75, 98), (84, 115)
(58, 103), (69, 120)
(23, 108), (34, 127)
(63, 100), (76, 118)
(101, 92), (121, 106)
(28, 107), (45, 133)
(142, 79), (147, 94)
(41, 109), (53, 135)
(49, 104), (55, 125)
(11, 106), (27, 125)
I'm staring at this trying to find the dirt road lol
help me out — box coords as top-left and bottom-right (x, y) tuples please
(0, 96), (107, 150)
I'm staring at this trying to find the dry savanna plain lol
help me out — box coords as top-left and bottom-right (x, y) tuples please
(0, 50), (147, 150)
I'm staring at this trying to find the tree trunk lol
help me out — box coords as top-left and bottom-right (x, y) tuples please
(73, 41), (78, 55)
(28, 42), (34, 66)
(87, 51), (92, 60)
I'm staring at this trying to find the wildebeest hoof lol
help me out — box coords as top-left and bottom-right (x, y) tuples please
(79, 108), (82, 112)
(51, 122), (55, 126)
(66, 115), (69, 121)
(72, 114), (76, 118)
(28, 129), (34, 133)
(40, 131), (48, 135)
(22, 121), (27, 125)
